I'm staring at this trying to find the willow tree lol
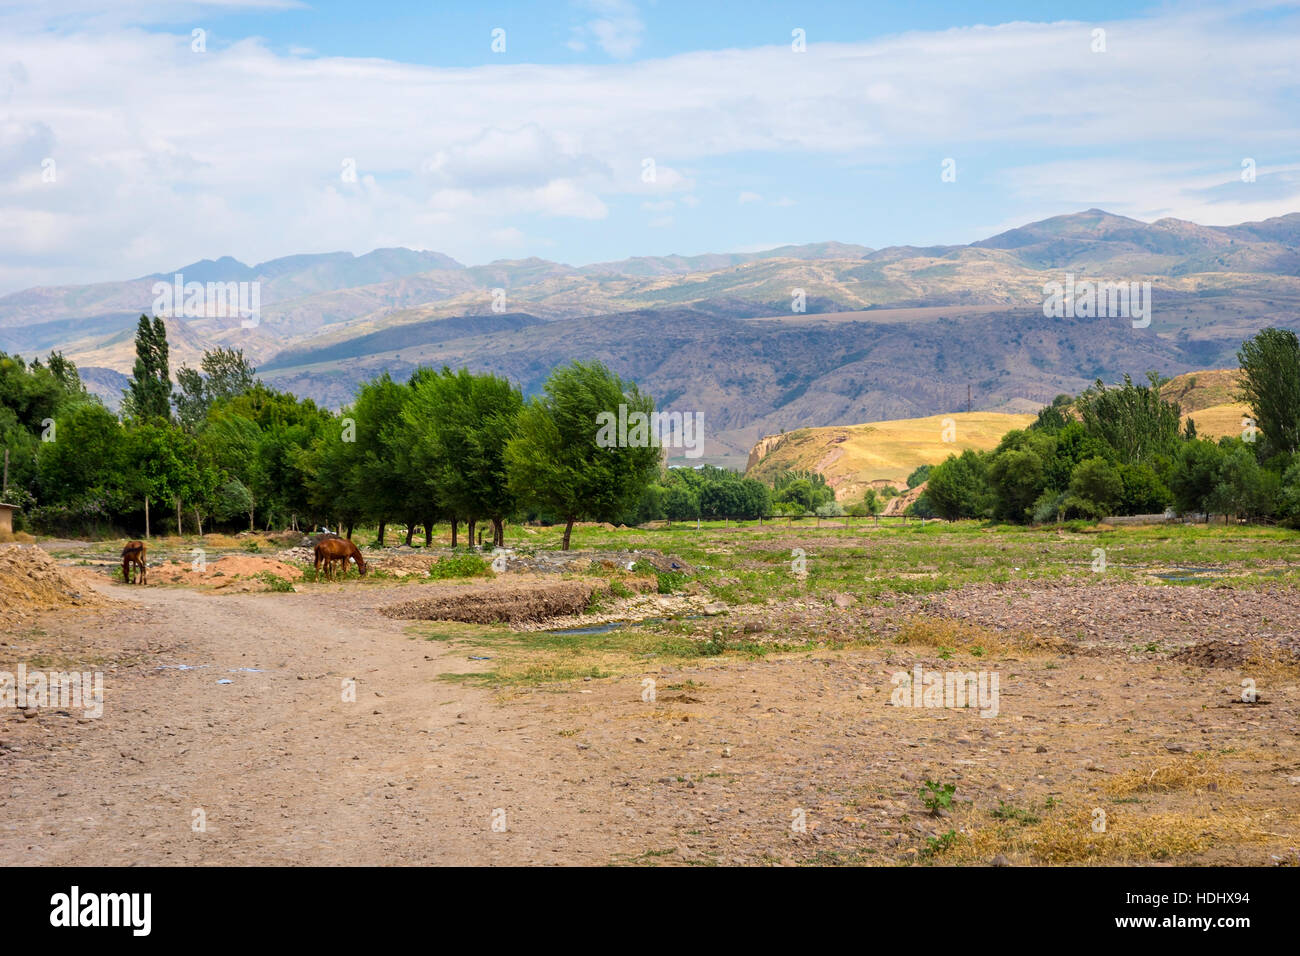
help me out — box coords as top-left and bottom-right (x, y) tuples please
(505, 361), (658, 550)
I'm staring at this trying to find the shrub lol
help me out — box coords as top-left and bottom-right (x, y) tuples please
(428, 553), (493, 579)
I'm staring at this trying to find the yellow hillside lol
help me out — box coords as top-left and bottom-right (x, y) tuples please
(1159, 369), (1251, 440)
(745, 412), (1036, 502)
(1183, 402), (1254, 440)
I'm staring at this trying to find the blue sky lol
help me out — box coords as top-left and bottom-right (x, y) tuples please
(1, 0), (1297, 291)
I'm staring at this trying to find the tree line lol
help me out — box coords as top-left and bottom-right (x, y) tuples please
(1, 315), (818, 548)
(917, 328), (1300, 526)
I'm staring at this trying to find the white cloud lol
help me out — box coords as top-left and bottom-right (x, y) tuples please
(570, 0), (645, 59)
(0, 2), (1298, 288)
(738, 191), (763, 204)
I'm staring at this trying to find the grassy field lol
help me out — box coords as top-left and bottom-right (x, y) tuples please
(371, 517), (1300, 689)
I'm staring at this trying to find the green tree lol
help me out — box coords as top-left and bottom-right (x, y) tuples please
(1075, 372), (1180, 466)
(925, 450), (991, 521)
(176, 348), (259, 433)
(1167, 439), (1224, 518)
(988, 446), (1045, 522)
(1117, 463), (1170, 515)
(1237, 327), (1300, 458)
(1210, 440), (1277, 521)
(662, 483), (698, 521)
(505, 361), (659, 550)
(123, 315), (172, 421)
(1065, 457), (1123, 519)
(405, 367), (523, 548)
(1029, 394), (1074, 433)
(35, 403), (128, 506)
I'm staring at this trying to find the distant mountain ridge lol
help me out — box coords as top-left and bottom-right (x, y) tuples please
(5, 208), (1300, 468)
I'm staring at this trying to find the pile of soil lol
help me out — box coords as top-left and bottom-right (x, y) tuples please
(382, 580), (604, 625)
(1173, 640), (1250, 668)
(0, 545), (107, 617)
(149, 555), (304, 590)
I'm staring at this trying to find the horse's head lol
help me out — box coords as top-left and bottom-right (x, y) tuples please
(354, 549), (368, 577)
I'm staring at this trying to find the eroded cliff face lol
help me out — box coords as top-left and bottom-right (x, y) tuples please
(746, 433), (790, 471)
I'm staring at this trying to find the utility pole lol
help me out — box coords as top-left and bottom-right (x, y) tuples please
(967, 384), (972, 414)
(2, 447), (8, 496)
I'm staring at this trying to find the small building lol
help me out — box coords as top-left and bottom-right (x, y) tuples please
(0, 502), (17, 535)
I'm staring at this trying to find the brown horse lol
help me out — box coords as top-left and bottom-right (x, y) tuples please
(121, 540), (147, 585)
(314, 537), (367, 581)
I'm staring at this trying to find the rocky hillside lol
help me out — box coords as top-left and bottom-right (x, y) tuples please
(5, 209), (1297, 464)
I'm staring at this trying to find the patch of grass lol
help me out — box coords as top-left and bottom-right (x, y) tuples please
(632, 560), (690, 594)
(1105, 754), (1236, 796)
(990, 800), (1041, 825)
(946, 807), (1272, 864)
(920, 830), (958, 859)
(424, 619), (819, 688)
(428, 553), (493, 580)
(257, 572), (295, 592)
(893, 616), (1064, 658)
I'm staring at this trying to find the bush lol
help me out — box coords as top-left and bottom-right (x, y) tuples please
(428, 553), (493, 579)
(1118, 463), (1170, 515)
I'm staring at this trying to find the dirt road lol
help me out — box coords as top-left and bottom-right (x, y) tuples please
(1, 580), (660, 865)
(3, 577), (1298, 866)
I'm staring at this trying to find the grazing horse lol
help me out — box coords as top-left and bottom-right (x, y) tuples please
(314, 537), (367, 581)
(121, 540), (147, 585)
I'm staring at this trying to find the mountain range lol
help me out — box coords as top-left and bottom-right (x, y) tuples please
(3, 208), (1298, 468)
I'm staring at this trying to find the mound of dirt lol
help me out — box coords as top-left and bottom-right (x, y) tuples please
(1173, 640), (1250, 668)
(150, 555), (304, 590)
(0, 545), (107, 616)
(382, 580), (603, 625)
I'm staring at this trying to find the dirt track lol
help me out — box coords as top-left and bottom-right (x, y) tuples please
(1, 580), (631, 865)
(2, 576), (1298, 866)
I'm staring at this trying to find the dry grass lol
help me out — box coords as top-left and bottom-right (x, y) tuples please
(891, 615), (1067, 657)
(945, 807), (1274, 864)
(1183, 402), (1254, 440)
(1105, 754), (1236, 796)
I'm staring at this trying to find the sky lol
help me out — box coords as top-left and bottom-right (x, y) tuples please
(0, 0), (1298, 292)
